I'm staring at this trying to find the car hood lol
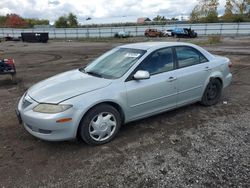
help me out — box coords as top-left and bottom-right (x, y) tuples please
(27, 69), (112, 104)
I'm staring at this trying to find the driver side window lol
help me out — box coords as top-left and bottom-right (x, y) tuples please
(136, 48), (174, 75)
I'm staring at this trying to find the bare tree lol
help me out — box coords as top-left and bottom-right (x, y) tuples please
(232, 0), (248, 14)
(190, 0), (219, 22)
(190, 5), (201, 23)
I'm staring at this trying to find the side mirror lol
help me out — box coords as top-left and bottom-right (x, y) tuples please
(133, 70), (150, 80)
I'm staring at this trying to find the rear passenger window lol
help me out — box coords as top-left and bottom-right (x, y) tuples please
(175, 46), (208, 68)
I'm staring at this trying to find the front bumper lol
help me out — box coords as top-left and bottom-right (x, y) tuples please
(17, 94), (79, 141)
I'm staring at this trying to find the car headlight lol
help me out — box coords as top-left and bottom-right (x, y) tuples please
(33, 104), (73, 114)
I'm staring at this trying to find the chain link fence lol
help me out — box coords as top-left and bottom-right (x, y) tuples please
(1, 22), (250, 39)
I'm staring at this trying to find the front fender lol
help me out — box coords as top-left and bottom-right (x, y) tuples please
(63, 87), (127, 137)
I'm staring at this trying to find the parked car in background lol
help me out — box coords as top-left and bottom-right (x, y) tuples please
(4, 34), (22, 41)
(171, 28), (197, 38)
(17, 42), (232, 145)
(114, 31), (131, 38)
(162, 29), (173, 37)
(145, 29), (163, 37)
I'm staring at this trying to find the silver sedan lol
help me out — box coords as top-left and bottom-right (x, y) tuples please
(16, 42), (232, 145)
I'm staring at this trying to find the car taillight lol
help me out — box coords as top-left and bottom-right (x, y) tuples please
(228, 62), (232, 69)
(5, 58), (14, 65)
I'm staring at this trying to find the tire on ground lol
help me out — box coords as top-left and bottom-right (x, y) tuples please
(79, 104), (121, 145)
(200, 78), (222, 106)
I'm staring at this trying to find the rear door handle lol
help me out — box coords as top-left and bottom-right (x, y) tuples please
(167, 76), (177, 82)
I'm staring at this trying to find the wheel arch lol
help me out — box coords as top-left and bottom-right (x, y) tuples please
(200, 75), (223, 106)
(210, 76), (223, 86)
(76, 101), (125, 139)
(202, 72), (224, 97)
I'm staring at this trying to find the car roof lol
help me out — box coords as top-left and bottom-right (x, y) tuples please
(119, 42), (214, 60)
(120, 42), (195, 51)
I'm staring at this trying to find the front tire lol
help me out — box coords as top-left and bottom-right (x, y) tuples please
(200, 79), (222, 106)
(79, 104), (121, 145)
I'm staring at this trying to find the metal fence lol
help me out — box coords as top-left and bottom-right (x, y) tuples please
(1, 22), (250, 39)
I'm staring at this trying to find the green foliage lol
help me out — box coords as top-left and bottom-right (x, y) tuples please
(0, 16), (7, 27)
(55, 16), (68, 28)
(233, 14), (245, 22)
(205, 10), (219, 22)
(25, 18), (49, 27)
(54, 13), (78, 28)
(207, 35), (221, 44)
(68, 13), (78, 27)
(171, 17), (179, 21)
(153, 15), (167, 22)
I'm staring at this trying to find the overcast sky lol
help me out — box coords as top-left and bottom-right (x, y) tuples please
(0, 0), (226, 23)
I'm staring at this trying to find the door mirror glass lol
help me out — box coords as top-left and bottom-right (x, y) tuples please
(133, 70), (150, 80)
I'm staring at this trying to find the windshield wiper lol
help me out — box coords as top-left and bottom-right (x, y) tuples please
(85, 71), (103, 78)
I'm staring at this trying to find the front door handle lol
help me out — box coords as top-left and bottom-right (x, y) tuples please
(167, 76), (177, 82)
(204, 66), (212, 71)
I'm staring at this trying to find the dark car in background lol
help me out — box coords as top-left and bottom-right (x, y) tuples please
(171, 28), (197, 38)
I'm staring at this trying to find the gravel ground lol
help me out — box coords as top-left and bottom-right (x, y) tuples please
(0, 36), (249, 187)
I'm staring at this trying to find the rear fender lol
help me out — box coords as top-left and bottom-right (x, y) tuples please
(202, 71), (223, 94)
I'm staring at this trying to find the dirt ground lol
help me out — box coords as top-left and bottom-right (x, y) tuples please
(0, 36), (249, 187)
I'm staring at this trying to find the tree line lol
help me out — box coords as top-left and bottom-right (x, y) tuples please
(190, 0), (250, 23)
(0, 1), (249, 28)
(0, 13), (78, 28)
(0, 14), (49, 28)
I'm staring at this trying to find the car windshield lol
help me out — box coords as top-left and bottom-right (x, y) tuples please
(81, 48), (146, 79)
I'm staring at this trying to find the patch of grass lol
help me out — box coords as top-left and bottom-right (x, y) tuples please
(50, 35), (223, 46)
(207, 35), (221, 44)
(189, 35), (222, 46)
(51, 36), (156, 43)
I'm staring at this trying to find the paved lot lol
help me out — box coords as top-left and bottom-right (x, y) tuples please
(0, 37), (249, 187)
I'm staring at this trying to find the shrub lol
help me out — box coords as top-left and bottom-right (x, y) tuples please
(207, 35), (221, 44)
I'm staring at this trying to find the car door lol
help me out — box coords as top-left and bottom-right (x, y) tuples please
(174, 46), (211, 106)
(125, 47), (178, 120)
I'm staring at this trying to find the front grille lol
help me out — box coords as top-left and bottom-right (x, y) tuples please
(22, 99), (32, 109)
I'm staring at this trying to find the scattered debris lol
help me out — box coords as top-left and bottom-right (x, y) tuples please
(223, 101), (228, 104)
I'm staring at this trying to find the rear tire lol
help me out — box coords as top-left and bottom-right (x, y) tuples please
(79, 104), (121, 145)
(200, 79), (222, 106)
